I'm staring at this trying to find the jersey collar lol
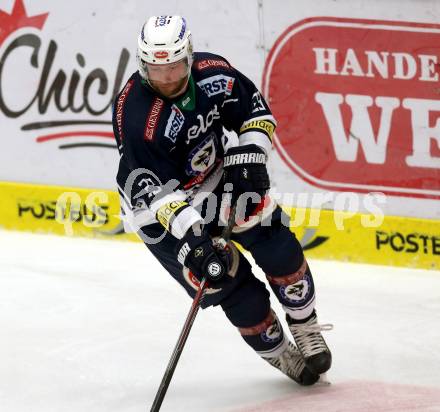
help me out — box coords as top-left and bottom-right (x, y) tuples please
(175, 75), (196, 111)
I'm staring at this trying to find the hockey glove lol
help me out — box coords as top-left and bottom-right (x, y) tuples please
(176, 228), (230, 283)
(223, 144), (270, 218)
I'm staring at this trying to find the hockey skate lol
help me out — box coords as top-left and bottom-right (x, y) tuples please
(287, 310), (333, 375)
(263, 341), (320, 386)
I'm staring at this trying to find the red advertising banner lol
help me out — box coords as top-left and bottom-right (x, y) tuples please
(263, 17), (440, 198)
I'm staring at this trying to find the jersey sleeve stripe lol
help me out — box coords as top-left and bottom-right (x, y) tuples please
(149, 191), (188, 214)
(240, 114), (278, 127)
(239, 119), (276, 140)
(169, 205), (204, 239)
(239, 131), (273, 155)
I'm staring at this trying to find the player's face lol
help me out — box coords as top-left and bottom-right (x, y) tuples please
(146, 59), (189, 98)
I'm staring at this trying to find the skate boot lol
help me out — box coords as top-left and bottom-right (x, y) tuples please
(263, 341), (320, 386)
(287, 310), (333, 375)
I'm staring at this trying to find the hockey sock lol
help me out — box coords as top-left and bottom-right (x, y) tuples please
(237, 309), (288, 359)
(266, 258), (316, 321)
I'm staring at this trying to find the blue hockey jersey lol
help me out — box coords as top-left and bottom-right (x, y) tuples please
(113, 52), (276, 238)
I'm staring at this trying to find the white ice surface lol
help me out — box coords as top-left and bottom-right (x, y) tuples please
(1, 230), (440, 412)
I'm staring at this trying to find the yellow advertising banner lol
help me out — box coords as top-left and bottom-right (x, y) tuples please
(0, 181), (136, 241)
(283, 207), (439, 270)
(0, 182), (438, 270)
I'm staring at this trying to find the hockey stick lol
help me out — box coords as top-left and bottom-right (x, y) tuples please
(149, 204), (237, 412)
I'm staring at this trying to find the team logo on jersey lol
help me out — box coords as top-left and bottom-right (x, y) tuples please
(197, 75), (235, 97)
(186, 135), (217, 176)
(186, 104), (220, 143)
(280, 273), (312, 304)
(261, 318), (282, 343)
(164, 104), (185, 143)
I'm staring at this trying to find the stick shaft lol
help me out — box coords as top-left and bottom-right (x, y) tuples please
(150, 205), (236, 412)
(150, 278), (208, 412)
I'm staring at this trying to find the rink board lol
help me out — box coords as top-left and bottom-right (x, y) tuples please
(0, 182), (438, 270)
(0, 181), (136, 242)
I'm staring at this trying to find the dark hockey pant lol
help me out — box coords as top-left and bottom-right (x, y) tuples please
(139, 206), (316, 359)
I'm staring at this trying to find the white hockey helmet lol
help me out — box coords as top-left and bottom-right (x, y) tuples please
(137, 15), (194, 80)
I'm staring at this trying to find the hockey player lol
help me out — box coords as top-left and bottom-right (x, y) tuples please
(113, 15), (332, 386)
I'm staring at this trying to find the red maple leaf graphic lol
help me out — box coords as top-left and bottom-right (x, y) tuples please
(0, 0), (48, 45)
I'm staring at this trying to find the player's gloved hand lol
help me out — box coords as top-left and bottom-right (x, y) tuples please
(223, 144), (270, 217)
(176, 227), (230, 283)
